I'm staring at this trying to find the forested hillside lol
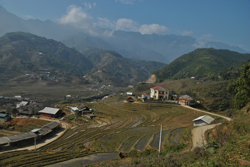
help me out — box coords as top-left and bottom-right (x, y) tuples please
(153, 48), (250, 82)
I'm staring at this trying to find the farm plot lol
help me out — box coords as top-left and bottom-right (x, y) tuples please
(169, 128), (183, 145)
(135, 134), (153, 151)
(119, 136), (140, 152)
(150, 130), (170, 149)
(0, 150), (97, 167)
(100, 127), (159, 151)
(130, 116), (144, 128)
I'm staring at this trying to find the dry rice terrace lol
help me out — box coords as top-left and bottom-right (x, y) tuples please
(0, 97), (216, 167)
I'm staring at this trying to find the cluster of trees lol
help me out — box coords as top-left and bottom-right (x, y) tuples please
(230, 62), (250, 108)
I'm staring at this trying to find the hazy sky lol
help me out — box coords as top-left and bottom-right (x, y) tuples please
(0, 0), (249, 51)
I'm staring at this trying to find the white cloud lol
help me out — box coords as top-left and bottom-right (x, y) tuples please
(84, 2), (96, 9)
(58, 5), (98, 35)
(98, 17), (115, 29)
(115, 18), (137, 30)
(193, 34), (213, 48)
(113, 19), (168, 34)
(23, 15), (34, 19)
(115, 0), (135, 5)
(200, 34), (213, 40)
(181, 30), (193, 36)
(58, 5), (168, 36)
(138, 24), (168, 34)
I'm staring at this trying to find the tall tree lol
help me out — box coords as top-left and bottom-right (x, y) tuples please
(231, 62), (250, 108)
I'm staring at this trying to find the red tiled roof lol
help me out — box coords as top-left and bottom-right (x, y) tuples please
(151, 86), (168, 91)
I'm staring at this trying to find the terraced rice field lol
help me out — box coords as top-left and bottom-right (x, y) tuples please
(170, 128), (183, 145)
(150, 130), (170, 149)
(0, 97), (208, 166)
(135, 134), (153, 151)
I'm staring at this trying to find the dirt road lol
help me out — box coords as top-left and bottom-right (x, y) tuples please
(181, 105), (232, 121)
(191, 123), (221, 150)
(180, 105), (231, 150)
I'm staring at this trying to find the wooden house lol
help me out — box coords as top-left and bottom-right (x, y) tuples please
(38, 107), (63, 118)
(127, 96), (137, 102)
(177, 95), (195, 106)
(0, 113), (11, 124)
(73, 104), (95, 118)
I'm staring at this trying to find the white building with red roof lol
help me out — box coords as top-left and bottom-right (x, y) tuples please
(142, 93), (150, 100)
(150, 86), (169, 100)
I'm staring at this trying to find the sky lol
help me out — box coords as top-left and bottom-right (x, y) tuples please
(0, 0), (249, 51)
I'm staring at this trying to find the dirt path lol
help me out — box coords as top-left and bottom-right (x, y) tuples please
(191, 123), (221, 150)
(180, 105), (231, 150)
(181, 105), (232, 121)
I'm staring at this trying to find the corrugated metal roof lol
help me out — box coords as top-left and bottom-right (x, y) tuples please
(193, 115), (214, 124)
(179, 95), (193, 101)
(7, 132), (37, 142)
(151, 86), (168, 91)
(43, 122), (60, 130)
(0, 113), (8, 118)
(38, 107), (60, 115)
(19, 101), (29, 107)
(31, 129), (40, 133)
(77, 104), (89, 111)
(37, 127), (52, 135)
(0, 137), (10, 145)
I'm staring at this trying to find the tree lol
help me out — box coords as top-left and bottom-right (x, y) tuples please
(230, 62), (250, 108)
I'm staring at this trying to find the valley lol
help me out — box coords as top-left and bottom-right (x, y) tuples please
(0, 2), (249, 166)
(0, 98), (226, 166)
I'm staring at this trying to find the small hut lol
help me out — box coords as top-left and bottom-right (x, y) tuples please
(192, 115), (214, 126)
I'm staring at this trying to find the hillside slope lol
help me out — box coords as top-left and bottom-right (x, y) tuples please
(83, 49), (149, 85)
(0, 32), (93, 82)
(153, 48), (250, 82)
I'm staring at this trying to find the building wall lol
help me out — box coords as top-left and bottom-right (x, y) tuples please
(0, 118), (5, 124)
(193, 120), (208, 126)
(40, 113), (52, 118)
(150, 88), (169, 100)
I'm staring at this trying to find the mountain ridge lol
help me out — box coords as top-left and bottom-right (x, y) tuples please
(153, 48), (250, 82)
(0, 6), (247, 64)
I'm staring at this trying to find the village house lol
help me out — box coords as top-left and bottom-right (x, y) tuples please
(16, 101), (29, 108)
(150, 86), (169, 100)
(142, 93), (150, 100)
(127, 96), (137, 102)
(71, 104), (95, 118)
(177, 95), (195, 106)
(192, 115), (214, 126)
(0, 121), (61, 147)
(38, 107), (64, 118)
(1, 132), (37, 146)
(126, 92), (133, 96)
(34, 121), (61, 138)
(0, 113), (11, 123)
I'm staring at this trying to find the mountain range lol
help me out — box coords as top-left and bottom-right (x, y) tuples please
(0, 6), (247, 64)
(0, 32), (165, 85)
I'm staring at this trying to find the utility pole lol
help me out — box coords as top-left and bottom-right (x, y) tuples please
(158, 124), (162, 154)
(34, 137), (36, 151)
(74, 117), (76, 127)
